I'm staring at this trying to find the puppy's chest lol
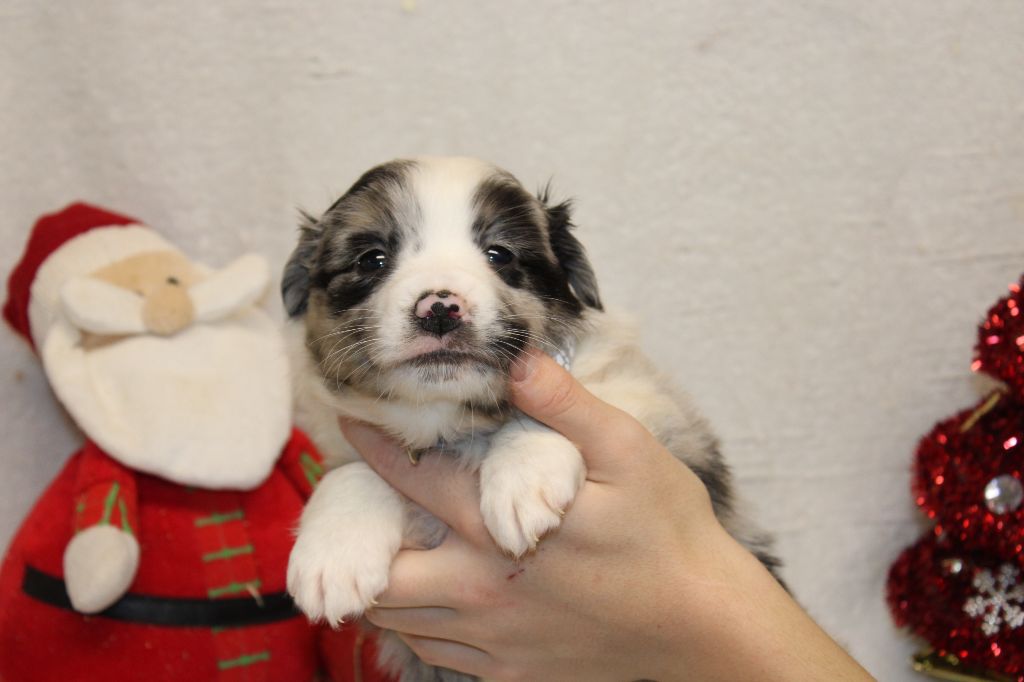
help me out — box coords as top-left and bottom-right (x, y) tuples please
(336, 389), (508, 455)
(399, 407), (510, 466)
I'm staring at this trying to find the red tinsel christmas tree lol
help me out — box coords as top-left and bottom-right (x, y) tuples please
(888, 278), (1024, 681)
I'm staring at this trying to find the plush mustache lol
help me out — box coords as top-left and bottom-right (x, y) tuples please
(58, 254), (269, 336)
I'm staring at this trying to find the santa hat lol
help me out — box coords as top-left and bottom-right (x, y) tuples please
(4, 203), (175, 350)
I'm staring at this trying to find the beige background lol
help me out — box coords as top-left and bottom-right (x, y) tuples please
(3, 2), (1024, 678)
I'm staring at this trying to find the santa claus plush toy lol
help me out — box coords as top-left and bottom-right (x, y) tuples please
(0, 204), (385, 681)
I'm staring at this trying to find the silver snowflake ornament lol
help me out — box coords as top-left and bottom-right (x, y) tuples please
(963, 564), (1024, 637)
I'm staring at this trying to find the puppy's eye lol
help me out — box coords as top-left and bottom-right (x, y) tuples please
(485, 246), (514, 267)
(357, 250), (388, 273)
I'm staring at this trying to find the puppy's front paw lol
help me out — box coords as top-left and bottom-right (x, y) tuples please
(287, 463), (405, 626)
(479, 428), (585, 557)
(287, 526), (392, 626)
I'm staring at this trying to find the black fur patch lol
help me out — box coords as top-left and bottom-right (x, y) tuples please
(315, 226), (405, 316)
(328, 161), (415, 212)
(539, 188), (603, 311)
(689, 454), (734, 517)
(282, 211), (321, 318)
(285, 160), (417, 318)
(471, 178), (591, 319)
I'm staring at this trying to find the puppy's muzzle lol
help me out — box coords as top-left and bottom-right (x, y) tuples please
(414, 290), (466, 337)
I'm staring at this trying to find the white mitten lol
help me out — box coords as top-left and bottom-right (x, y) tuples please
(63, 525), (140, 613)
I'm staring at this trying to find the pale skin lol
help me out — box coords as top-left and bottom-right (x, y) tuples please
(341, 351), (875, 681)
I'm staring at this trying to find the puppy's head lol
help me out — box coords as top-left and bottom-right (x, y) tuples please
(283, 157), (601, 406)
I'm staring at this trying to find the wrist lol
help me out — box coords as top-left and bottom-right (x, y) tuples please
(638, 527), (759, 681)
(642, 528), (872, 682)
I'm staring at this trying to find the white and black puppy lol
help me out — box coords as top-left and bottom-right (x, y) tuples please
(283, 157), (780, 682)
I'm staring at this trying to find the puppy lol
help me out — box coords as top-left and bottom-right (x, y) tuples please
(283, 157), (780, 681)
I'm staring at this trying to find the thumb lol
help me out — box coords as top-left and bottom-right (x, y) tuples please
(509, 349), (648, 479)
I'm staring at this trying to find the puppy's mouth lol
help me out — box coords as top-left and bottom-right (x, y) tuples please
(397, 332), (503, 371)
(406, 349), (486, 367)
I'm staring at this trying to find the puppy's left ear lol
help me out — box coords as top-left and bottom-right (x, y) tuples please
(281, 211), (323, 318)
(543, 196), (603, 310)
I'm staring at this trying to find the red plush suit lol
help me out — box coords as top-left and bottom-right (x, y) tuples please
(0, 429), (386, 681)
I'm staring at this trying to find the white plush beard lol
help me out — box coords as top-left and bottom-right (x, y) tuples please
(41, 310), (292, 490)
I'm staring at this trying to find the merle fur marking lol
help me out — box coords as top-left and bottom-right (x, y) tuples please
(471, 178), (603, 318)
(282, 160), (415, 318)
(539, 187), (603, 311)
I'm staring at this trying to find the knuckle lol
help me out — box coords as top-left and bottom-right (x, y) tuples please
(455, 508), (491, 545)
(536, 373), (579, 418)
(616, 415), (651, 448)
(364, 443), (400, 477)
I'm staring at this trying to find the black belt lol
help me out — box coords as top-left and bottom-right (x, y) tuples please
(22, 565), (301, 628)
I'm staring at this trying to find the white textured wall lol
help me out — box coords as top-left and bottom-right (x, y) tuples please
(3, 2), (1024, 678)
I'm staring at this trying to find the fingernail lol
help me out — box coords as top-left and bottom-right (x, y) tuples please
(510, 349), (539, 383)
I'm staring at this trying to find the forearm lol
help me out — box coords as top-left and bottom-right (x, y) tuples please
(647, 529), (874, 682)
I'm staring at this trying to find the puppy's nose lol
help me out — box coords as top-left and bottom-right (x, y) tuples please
(414, 290), (465, 337)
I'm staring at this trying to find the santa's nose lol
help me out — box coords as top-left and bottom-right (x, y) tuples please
(142, 279), (194, 336)
(414, 290), (465, 337)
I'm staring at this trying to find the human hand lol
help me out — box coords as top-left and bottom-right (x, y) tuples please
(342, 351), (873, 681)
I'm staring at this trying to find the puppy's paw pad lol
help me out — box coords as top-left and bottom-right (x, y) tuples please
(287, 533), (391, 626)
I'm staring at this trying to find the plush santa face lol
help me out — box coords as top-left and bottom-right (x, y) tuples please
(41, 249), (292, 490)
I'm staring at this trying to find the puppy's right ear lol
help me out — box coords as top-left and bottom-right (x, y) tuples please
(541, 193), (603, 311)
(282, 211), (322, 318)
